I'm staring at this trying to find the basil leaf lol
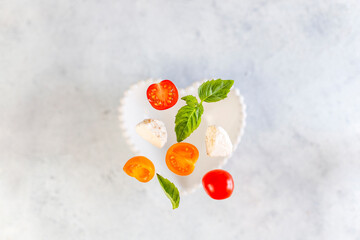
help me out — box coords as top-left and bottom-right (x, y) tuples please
(175, 103), (204, 142)
(156, 174), (180, 210)
(181, 95), (198, 107)
(198, 79), (234, 103)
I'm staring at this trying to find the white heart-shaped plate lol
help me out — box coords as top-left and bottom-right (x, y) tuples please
(119, 79), (246, 195)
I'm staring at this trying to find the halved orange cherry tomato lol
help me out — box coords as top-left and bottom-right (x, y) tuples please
(123, 156), (155, 183)
(165, 143), (199, 176)
(147, 80), (179, 110)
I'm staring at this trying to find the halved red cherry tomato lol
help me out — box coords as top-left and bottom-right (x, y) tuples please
(147, 80), (178, 110)
(165, 142), (199, 176)
(202, 169), (234, 200)
(123, 156), (155, 183)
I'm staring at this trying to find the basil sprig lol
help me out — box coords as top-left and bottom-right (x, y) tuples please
(175, 97), (204, 142)
(199, 79), (235, 103)
(157, 174), (180, 210)
(175, 79), (234, 142)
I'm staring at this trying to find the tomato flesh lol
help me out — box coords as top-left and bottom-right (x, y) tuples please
(165, 142), (199, 176)
(123, 156), (155, 183)
(147, 80), (178, 110)
(202, 169), (234, 200)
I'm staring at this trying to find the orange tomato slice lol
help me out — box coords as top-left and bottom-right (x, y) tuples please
(123, 156), (155, 183)
(165, 143), (199, 176)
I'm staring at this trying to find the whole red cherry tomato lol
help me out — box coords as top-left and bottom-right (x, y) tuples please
(202, 169), (234, 200)
(147, 80), (178, 110)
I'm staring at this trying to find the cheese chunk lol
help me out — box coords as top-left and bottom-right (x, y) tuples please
(135, 119), (167, 148)
(206, 125), (233, 157)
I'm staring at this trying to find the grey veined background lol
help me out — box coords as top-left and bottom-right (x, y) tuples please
(1, 0), (360, 239)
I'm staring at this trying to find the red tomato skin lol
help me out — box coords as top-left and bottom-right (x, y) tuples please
(202, 169), (234, 200)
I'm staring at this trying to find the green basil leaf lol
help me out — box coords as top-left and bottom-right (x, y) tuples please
(198, 79), (234, 103)
(181, 95), (198, 107)
(156, 174), (180, 210)
(175, 103), (204, 142)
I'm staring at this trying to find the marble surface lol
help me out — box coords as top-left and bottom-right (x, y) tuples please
(1, 0), (360, 239)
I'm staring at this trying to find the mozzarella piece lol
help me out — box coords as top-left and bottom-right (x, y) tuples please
(135, 119), (167, 148)
(206, 125), (233, 157)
